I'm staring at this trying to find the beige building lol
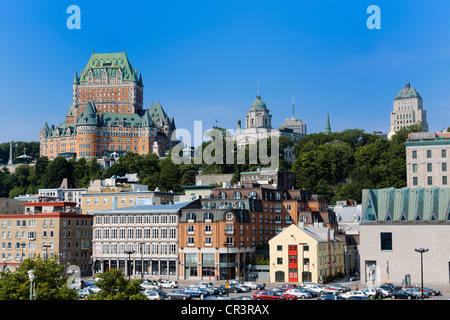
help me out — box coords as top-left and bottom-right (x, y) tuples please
(268, 223), (344, 284)
(406, 132), (450, 188)
(388, 82), (428, 139)
(0, 201), (92, 275)
(360, 187), (450, 285)
(82, 177), (177, 214)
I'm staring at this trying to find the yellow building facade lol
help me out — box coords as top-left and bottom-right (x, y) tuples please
(268, 223), (344, 284)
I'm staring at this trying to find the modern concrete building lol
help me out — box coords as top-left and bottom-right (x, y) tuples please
(268, 223), (344, 283)
(406, 132), (450, 188)
(359, 187), (450, 285)
(388, 83), (428, 139)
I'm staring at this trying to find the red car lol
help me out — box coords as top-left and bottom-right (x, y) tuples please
(275, 284), (297, 291)
(281, 293), (298, 300)
(253, 290), (288, 300)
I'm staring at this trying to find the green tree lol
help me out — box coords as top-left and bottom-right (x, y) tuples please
(0, 256), (78, 300)
(87, 269), (146, 300)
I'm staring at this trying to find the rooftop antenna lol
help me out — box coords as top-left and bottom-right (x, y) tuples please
(257, 82), (260, 96)
(292, 94), (296, 119)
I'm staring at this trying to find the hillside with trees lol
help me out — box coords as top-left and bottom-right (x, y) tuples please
(0, 125), (422, 204)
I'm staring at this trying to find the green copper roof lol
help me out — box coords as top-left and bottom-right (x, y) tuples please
(78, 52), (139, 84)
(325, 112), (331, 134)
(149, 102), (171, 126)
(250, 95), (268, 110)
(395, 83), (422, 100)
(76, 101), (101, 126)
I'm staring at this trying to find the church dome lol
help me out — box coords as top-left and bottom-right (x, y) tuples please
(250, 95), (267, 110)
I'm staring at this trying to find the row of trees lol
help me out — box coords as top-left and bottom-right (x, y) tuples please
(0, 256), (146, 300)
(0, 125), (420, 204)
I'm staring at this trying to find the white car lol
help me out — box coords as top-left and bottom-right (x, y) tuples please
(374, 287), (391, 298)
(302, 284), (330, 294)
(161, 281), (179, 288)
(237, 284), (251, 292)
(284, 288), (312, 299)
(360, 288), (378, 298)
(144, 291), (165, 300)
(140, 281), (161, 290)
(340, 291), (367, 299)
(243, 282), (264, 290)
(86, 285), (101, 294)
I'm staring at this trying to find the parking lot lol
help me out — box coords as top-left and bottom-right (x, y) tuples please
(81, 276), (450, 300)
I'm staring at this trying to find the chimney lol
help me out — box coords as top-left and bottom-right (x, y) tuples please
(405, 82), (410, 90)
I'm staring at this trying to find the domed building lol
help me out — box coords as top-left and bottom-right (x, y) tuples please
(233, 95), (305, 163)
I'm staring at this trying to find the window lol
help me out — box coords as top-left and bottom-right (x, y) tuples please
(442, 149), (447, 158)
(427, 163), (432, 172)
(277, 245), (282, 251)
(380, 232), (392, 251)
(443, 163), (447, 172)
(427, 176), (433, 185)
(412, 164), (417, 172)
(413, 177), (418, 186)
(427, 150), (432, 158)
(443, 176), (448, 185)
(412, 150), (417, 159)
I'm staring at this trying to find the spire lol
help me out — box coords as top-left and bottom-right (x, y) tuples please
(73, 69), (79, 84)
(325, 112), (331, 134)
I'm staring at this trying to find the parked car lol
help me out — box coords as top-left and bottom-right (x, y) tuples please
(347, 296), (369, 300)
(142, 289), (166, 298)
(340, 291), (367, 299)
(318, 293), (346, 300)
(359, 288), (379, 299)
(86, 284), (101, 294)
(144, 291), (165, 300)
(276, 284), (298, 291)
(85, 280), (97, 287)
(374, 287), (391, 298)
(326, 284), (351, 292)
(183, 287), (210, 299)
(220, 284), (245, 293)
(243, 282), (265, 290)
(161, 280), (179, 288)
(68, 280), (86, 290)
(253, 290), (287, 300)
(423, 287), (441, 296)
(232, 296), (253, 300)
(237, 284), (251, 292)
(302, 284), (333, 294)
(281, 292), (298, 300)
(77, 288), (94, 299)
(140, 280), (161, 290)
(391, 290), (416, 300)
(284, 288), (312, 299)
(166, 290), (192, 300)
(348, 275), (359, 281)
(269, 287), (285, 293)
(401, 286), (429, 298)
(197, 282), (215, 288)
(302, 288), (319, 298)
(204, 295), (232, 300)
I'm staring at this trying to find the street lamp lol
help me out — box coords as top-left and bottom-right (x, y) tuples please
(414, 248), (429, 300)
(124, 250), (135, 281)
(42, 244), (51, 260)
(28, 269), (35, 300)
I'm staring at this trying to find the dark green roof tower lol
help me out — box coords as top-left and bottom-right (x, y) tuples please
(325, 112), (331, 134)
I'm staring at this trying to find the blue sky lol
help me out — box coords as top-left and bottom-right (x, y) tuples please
(1, 0), (450, 144)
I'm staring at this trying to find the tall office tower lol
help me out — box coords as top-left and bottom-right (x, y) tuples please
(388, 83), (428, 139)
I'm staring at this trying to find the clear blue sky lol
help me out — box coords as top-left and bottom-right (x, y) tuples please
(1, 0), (450, 143)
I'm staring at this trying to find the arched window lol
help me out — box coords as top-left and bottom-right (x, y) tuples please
(219, 192), (227, 199)
(248, 191), (257, 199)
(233, 191), (242, 199)
(275, 192), (281, 200)
(187, 212), (196, 221)
(205, 212), (213, 222)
